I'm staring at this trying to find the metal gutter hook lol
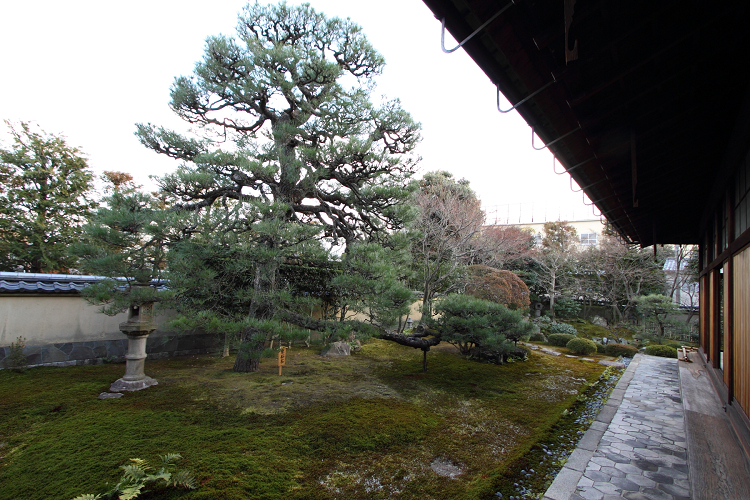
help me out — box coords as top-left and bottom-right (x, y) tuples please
(497, 79), (555, 114)
(441, 1), (515, 54)
(571, 176), (607, 193)
(531, 125), (582, 150)
(553, 156), (566, 175)
(553, 155), (595, 176)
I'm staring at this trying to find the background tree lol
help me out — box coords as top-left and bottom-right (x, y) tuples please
(475, 225), (535, 270)
(464, 264), (530, 310)
(409, 171), (484, 322)
(0, 121), (96, 273)
(541, 220), (578, 250)
(133, 2), (420, 371)
(664, 244), (699, 322)
(531, 221), (579, 318)
(635, 293), (680, 344)
(592, 235), (665, 322)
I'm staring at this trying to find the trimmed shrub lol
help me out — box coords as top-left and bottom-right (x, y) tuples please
(548, 322), (578, 335)
(595, 342), (606, 354)
(529, 332), (547, 342)
(645, 345), (678, 358)
(548, 333), (576, 347)
(605, 343), (638, 358)
(667, 341), (684, 349)
(567, 338), (597, 355)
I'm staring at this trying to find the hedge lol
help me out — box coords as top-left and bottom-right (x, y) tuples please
(529, 332), (547, 342)
(604, 343), (638, 357)
(645, 345), (678, 358)
(548, 333), (576, 347)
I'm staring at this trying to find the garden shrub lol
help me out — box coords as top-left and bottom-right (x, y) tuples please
(645, 345), (678, 358)
(595, 342), (606, 354)
(529, 332), (547, 342)
(566, 338), (597, 355)
(604, 343), (638, 357)
(667, 341), (684, 349)
(547, 333), (576, 347)
(8, 336), (27, 373)
(534, 316), (553, 325)
(548, 322), (578, 335)
(508, 345), (530, 361)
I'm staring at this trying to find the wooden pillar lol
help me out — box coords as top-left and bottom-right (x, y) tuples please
(712, 270), (721, 369)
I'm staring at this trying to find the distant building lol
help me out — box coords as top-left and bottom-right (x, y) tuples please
(488, 216), (607, 248)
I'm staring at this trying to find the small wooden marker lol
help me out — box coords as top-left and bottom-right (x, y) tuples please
(278, 346), (288, 376)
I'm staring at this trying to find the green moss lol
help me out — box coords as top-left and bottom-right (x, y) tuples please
(0, 341), (604, 500)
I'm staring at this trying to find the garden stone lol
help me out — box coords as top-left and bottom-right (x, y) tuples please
(590, 316), (607, 327)
(599, 360), (626, 368)
(98, 392), (124, 399)
(321, 341), (351, 357)
(430, 457), (463, 478)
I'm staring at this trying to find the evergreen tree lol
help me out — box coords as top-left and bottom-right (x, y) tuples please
(133, 2), (420, 371)
(0, 121), (96, 273)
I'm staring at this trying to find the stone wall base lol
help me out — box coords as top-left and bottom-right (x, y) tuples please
(0, 334), (220, 370)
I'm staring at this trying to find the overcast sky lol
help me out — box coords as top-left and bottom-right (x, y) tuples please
(0, 0), (596, 223)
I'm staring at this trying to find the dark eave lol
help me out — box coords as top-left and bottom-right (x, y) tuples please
(422, 0), (750, 245)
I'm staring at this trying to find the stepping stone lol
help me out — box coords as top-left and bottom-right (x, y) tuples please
(98, 392), (123, 399)
(599, 360), (626, 368)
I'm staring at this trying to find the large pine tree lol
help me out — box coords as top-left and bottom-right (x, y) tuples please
(134, 2), (421, 371)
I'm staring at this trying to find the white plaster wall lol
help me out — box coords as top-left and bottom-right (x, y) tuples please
(0, 296), (175, 347)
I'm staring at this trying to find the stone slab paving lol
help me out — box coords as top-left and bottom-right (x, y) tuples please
(544, 354), (691, 500)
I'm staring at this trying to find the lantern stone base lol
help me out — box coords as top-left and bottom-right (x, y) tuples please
(110, 328), (157, 392)
(110, 375), (158, 392)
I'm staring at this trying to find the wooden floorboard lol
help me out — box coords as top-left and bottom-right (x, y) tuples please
(681, 353), (750, 499)
(685, 410), (750, 500)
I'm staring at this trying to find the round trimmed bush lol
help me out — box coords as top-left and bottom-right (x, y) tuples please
(645, 345), (678, 358)
(567, 338), (597, 355)
(529, 332), (547, 342)
(548, 333), (576, 347)
(595, 342), (606, 354)
(548, 322), (578, 335)
(604, 343), (638, 358)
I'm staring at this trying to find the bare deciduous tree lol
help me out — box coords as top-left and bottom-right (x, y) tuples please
(411, 171), (484, 322)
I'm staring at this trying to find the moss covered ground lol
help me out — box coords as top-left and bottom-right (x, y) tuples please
(0, 339), (607, 500)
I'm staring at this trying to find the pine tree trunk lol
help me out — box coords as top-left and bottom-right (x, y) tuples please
(233, 334), (265, 373)
(233, 352), (260, 372)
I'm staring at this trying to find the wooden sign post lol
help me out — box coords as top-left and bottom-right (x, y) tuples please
(278, 346), (288, 376)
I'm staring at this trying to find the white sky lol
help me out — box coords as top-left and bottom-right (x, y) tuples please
(0, 0), (596, 223)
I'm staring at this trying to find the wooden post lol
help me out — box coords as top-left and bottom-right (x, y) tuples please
(278, 346), (287, 376)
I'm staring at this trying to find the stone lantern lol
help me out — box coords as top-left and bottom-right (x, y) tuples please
(110, 302), (158, 392)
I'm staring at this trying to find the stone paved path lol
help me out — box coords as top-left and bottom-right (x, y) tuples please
(544, 354), (691, 500)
